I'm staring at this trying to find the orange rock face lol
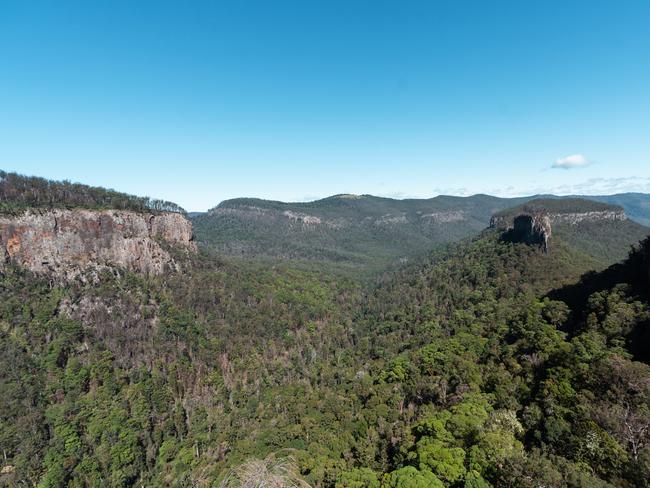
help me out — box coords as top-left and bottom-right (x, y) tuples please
(0, 209), (196, 278)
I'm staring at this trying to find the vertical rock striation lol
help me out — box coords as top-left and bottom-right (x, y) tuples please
(511, 214), (552, 252)
(489, 204), (629, 253)
(0, 209), (196, 278)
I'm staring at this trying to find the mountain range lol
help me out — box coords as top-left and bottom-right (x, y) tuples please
(2, 170), (650, 487)
(192, 192), (650, 272)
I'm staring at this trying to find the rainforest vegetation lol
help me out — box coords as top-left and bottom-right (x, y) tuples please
(1, 180), (650, 487)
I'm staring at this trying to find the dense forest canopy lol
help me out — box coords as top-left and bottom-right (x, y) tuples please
(2, 178), (650, 487)
(0, 171), (185, 214)
(2, 230), (650, 486)
(194, 194), (650, 275)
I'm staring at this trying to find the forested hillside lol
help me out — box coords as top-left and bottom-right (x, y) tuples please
(491, 198), (650, 265)
(2, 203), (650, 486)
(193, 193), (650, 272)
(3, 0), (649, 485)
(589, 193), (650, 227)
(192, 194), (523, 273)
(2, 174), (650, 486)
(0, 171), (185, 215)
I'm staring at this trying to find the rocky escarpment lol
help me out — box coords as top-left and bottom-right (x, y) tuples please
(420, 210), (466, 224)
(0, 209), (196, 278)
(212, 206), (338, 229)
(489, 209), (627, 230)
(490, 212), (553, 251)
(490, 206), (629, 252)
(510, 214), (552, 251)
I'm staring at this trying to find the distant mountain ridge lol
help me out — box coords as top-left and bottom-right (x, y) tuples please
(3, 169), (649, 274)
(205, 192), (650, 224)
(585, 193), (650, 226)
(490, 198), (628, 229)
(193, 193), (650, 272)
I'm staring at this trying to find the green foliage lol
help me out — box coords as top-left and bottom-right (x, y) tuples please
(464, 471), (492, 488)
(382, 466), (444, 488)
(2, 202), (650, 487)
(414, 437), (466, 483)
(336, 468), (381, 488)
(193, 194), (650, 274)
(0, 170), (185, 214)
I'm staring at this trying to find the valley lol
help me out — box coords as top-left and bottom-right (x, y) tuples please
(193, 193), (650, 274)
(4, 3), (649, 486)
(1, 171), (650, 487)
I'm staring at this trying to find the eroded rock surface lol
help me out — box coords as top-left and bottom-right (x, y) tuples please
(489, 208), (628, 252)
(0, 209), (196, 278)
(489, 209), (627, 229)
(511, 214), (552, 251)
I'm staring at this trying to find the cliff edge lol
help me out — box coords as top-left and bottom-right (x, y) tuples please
(489, 198), (630, 253)
(0, 209), (196, 278)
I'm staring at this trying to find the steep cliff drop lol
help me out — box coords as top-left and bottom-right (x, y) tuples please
(510, 214), (552, 252)
(0, 209), (196, 279)
(488, 200), (631, 254)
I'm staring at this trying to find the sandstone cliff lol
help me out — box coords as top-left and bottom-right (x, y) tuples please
(489, 209), (627, 230)
(511, 214), (552, 251)
(489, 207), (629, 253)
(0, 209), (196, 278)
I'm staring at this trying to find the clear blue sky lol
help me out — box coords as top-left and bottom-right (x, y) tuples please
(1, 1), (649, 211)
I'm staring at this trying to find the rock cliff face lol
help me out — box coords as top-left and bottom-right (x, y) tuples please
(489, 208), (628, 252)
(212, 206), (337, 229)
(489, 209), (627, 229)
(511, 214), (552, 251)
(420, 210), (466, 224)
(0, 209), (196, 278)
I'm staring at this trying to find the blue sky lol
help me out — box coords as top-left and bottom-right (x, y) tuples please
(1, 1), (649, 211)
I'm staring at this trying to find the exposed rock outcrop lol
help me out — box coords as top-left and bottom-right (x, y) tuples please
(489, 209), (627, 229)
(0, 209), (196, 278)
(509, 214), (552, 252)
(490, 207), (628, 253)
(374, 213), (409, 225)
(549, 210), (627, 224)
(282, 210), (322, 226)
(420, 210), (466, 224)
(211, 205), (341, 229)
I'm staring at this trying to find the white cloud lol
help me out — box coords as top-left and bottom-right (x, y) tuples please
(552, 154), (592, 169)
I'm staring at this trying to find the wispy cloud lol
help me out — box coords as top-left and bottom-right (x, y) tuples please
(476, 177), (650, 198)
(529, 177), (650, 196)
(552, 154), (592, 169)
(430, 187), (471, 197)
